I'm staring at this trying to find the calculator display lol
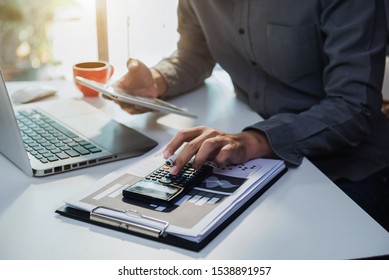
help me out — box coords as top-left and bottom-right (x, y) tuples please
(123, 162), (213, 206)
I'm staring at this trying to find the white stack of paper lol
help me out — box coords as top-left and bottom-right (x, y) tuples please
(63, 149), (286, 244)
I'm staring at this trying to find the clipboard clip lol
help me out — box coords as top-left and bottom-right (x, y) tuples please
(90, 206), (169, 238)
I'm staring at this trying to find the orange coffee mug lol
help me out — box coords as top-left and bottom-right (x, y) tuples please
(73, 61), (114, 97)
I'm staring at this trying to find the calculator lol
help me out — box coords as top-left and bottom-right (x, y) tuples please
(122, 162), (213, 206)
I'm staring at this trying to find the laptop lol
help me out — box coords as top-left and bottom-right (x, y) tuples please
(0, 68), (158, 177)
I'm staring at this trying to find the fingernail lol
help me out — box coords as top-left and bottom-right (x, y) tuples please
(163, 149), (171, 159)
(192, 163), (199, 170)
(170, 166), (178, 175)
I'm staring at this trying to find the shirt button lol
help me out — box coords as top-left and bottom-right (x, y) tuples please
(238, 28), (245, 35)
(251, 61), (257, 66)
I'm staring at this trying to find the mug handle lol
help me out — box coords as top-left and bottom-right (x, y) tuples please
(108, 64), (114, 79)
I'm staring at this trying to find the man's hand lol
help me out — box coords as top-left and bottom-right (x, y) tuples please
(163, 126), (275, 175)
(108, 58), (167, 114)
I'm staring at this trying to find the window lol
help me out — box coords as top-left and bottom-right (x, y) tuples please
(105, 0), (179, 76)
(1, 0), (179, 81)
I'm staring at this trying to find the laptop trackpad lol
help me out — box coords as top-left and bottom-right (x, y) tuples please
(60, 113), (157, 154)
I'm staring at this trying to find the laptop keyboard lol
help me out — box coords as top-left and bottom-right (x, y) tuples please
(16, 109), (102, 164)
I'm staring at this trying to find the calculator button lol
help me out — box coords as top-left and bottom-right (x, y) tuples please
(159, 177), (173, 184)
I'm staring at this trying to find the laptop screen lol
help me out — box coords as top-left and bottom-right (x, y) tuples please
(0, 68), (33, 176)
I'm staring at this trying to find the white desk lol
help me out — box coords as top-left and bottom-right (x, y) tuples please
(1, 76), (389, 260)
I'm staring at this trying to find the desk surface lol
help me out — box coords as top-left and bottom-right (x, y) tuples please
(1, 76), (389, 260)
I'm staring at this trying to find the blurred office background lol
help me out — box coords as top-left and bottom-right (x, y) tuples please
(1, 0), (387, 110)
(0, 0), (178, 81)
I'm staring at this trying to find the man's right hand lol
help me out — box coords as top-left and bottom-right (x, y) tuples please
(110, 58), (167, 114)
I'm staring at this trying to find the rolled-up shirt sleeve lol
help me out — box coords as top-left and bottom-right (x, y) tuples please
(153, 0), (216, 98)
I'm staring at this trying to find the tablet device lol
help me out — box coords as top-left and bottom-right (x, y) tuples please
(75, 76), (197, 119)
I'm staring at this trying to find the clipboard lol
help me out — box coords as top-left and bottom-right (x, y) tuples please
(55, 169), (286, 252)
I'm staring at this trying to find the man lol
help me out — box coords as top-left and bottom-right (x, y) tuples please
(112, 0), (389, 230)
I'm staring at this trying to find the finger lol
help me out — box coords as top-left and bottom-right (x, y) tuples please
(169, 139), (203, 175)
(116, 101), (151, 114)
(113, 72), (132, 90)
(126, 59), (155, 89)
(114, 81), (158, 98)
(214, 138), (251, 166)
(192, 136), (226, 169)
(164, 126), (208, 158)
(213, 143), (240, 166)
(102, 94), (113, 101)
(126, 58), (144, 72)
(169, 128), (225, 174)
(123, 107), (150, 114)
(131, 86), (158, 98)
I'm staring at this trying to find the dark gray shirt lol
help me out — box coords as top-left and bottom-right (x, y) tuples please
(154, 0), (389, 181)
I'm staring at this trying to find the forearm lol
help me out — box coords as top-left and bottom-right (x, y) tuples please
(153, 53), (215, 98)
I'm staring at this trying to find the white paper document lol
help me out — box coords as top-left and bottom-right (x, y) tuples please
(64, 149), (286, 243)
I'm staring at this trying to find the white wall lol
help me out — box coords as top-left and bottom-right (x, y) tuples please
(51, 0), (98, 80)
(106, 0), (179, 78)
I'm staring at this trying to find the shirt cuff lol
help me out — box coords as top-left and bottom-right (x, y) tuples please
(152, 60), (182, 98)
(244, 118), (303, 166)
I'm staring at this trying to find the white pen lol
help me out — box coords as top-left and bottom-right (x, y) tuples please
(165, 153), (178, 167)
(164, 144), (186, 167)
